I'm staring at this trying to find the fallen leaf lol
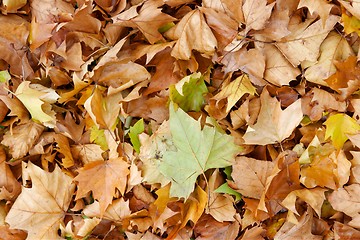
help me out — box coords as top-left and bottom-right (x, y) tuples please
(212, 74), (256, 113)
(1, 121), (44, 159)
(275, 16), (339, 66)
(231, 156), (274, 199)
(15, 81), (59, 128)
(333, 221), (360, 240)
(164, 9), (217, 60)
(243, 88), (303, 145)
(274, 208), (322, 239)
(324, 113), (360, 149)
(74, 158), (130, 216)
(328, 184), (360, 228)
(159, 103), (240, 199)
(242, 0), (275, 33)
(298, 0), (334, 26)
(0, 146), (21, 200)
(5, 162), (75, 240)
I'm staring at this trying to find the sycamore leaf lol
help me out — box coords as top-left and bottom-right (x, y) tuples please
(54, 134), (74, 168)
(139, 120), (175, 187)
(231, 156), (274, 199)
(83, 198), (131, 221)
(342, 13), (360, 35)
(328, 184), (360, 228)
(274, 208), (322, 239)
(112, 0), (176, 44)
(262, 44), (301, 86)
(129, 119), (145, 153)
(243, 0), (275, 33)
(275, 15), (339, 66)
(213, 74), (256, 113)
(164, 9), (217, 60)
(243, 88), (303, 145)
(324, 113), (360, 149)
(214, 182), (241, 202)
(282, 188), (327, 217)
(89, 125), (108, 151)
(15, 81), (59, 128)
(169, 72), (208, 112)
(2, 0), (27, 12)
(1, 121), (44, 159)
(159, 103), (240, 199)
(0, 146), (21, 200)
(74, 158), (130, 216)
(0, 70), (10, 83)
(298, 0), (334, 26)
(5, 162), (75, 240)
(304, 31), (354, 86)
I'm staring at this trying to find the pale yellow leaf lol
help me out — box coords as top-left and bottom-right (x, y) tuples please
(304, 31), (354, 86)
(5, 162), (75, 240)
(243, 89), (303, 145)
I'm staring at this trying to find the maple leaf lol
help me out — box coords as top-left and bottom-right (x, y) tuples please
(324, 113), (360, 149)
(282, 188), (327, 217)
(169, 72), (208, 112)
(274, 208), (322, 239)
(304, 31), (354, 86)
(83, 198), (131, 221)
(324, 56), (360, 95)
(54, 134), (74, 168)
(139, 120), (174, 187)
(1, 121), (44, 159)
(242, 88), (303, 145)
(112, 0), (176, 44)
(74, 158), (130, 216)
(84, 86), (122, 130)
(298, 0), (334, 26)
(14, 81), (59, 128)
(212, 74), (256, 113)
(5, 162), (75, 240)
(262, 44), (301, 86)
(242, 0), (275, 33)
(275, 15), (339, 66)
(231, 156), (274, 199)
(159, 103), (240, 199)
(328, 184), (360, 228)
(164, 9), (217, 60)
(129, 118), (145, 154)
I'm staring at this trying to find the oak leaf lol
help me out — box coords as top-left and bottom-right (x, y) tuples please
(74, 158), (130, 216)
(159, 104), (240, 199)
(243, 88), (303, 145)
(164, 9), (217, 60)
(5, 162), (75, 240)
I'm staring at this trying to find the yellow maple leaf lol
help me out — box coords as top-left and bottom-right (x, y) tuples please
(15, 81), (59, 127)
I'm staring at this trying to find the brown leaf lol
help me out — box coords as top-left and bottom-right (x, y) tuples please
(193, 214), (240, 240)
(74, 158), (130, 216)
(0, 146), (21, 201)
(232, 156), (274, 199)
(164, 9), (217, 60)
(328, 184), (360, 228)
(5, 162), (75, 240)
(1, 121), (45, 159)
(274, 208), (322, 240)
(333, 221), (360, 240)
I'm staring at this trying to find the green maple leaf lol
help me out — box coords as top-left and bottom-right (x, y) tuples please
(169, 72), (208, 112)
(159, 103), (241, 199)
(324, 113), (360, 149)
(129, 118), (144, 153)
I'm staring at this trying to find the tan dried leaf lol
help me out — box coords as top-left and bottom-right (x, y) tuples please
(5, 162), (75, 240)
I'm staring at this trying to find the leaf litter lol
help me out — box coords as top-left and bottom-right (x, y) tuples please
(1, 0), (360, 239)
